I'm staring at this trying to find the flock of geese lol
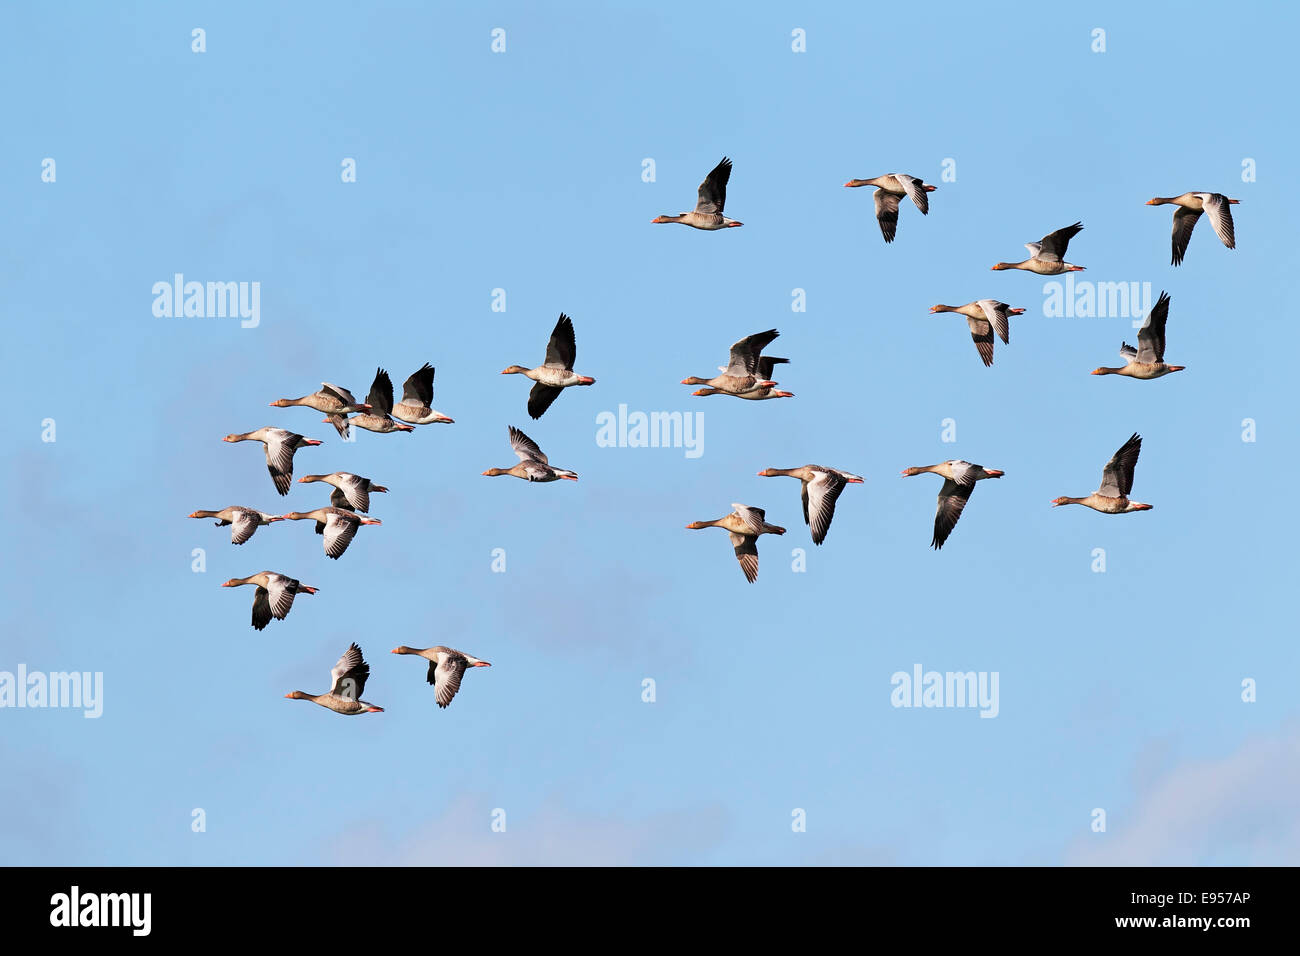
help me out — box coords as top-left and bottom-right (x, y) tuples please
(189, 157), (1240, 715)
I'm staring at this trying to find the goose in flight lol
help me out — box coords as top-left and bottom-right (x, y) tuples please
(901, 460), (1005, 550)
(683, 329), (783, 395)
(188, 506), (283, 545)
(391, 645), (491, 709)
(1052, 433), (1153, 513)
(757, 466), (864, 545)
(501, 314), (596, 420)
(482, 426), (578, 482)
(223, 427), (322, 495)
(992, 222), (1085, 274)
(686, 503), (786, 583)
(929, 301), (1025, 367)
(651, 156), (743, 229)
(392, 363), (455, 425)
(221, 571), (317, 630)
(1146, 192), (1238, 266)
(1091, 291), (1185, 379)
(843, 173), (936, 243)
(285, 643), (384, 715)
(343, 368), (415, 434)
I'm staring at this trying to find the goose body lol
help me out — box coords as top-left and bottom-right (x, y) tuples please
(286, 643), (384, 715)
(222, 427), (322, 495)
(1146, 192), (1238, 266)
(221, 571), (317, 630)
(1052, 433), (1153, 513)
(343, 368), (415, 434)
(270, 384), (369, 441)
(757, 466), (863, 545)
(1091, 291), (1185, 379)
(280, 508), (381, 560)
(501, 314), (596, 420)
(992, 222), (1085, 274)
(391, 363), (455, 424)
(843, 173), (936, 243)
(188, 506), (282, 545)
(930, 301), (1024, 367)
(686, 503), (786, 583)
(901, 460), (1004, 550)
(651, 157), (743, 229)
(297, 472), (388, 512)
(392, 645), (491, 709)
(482, 426), (578, 482)
(683, 329), (783, 394)
(691, 355), (793, 399)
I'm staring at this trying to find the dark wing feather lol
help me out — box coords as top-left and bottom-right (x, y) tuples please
(966, 317), (995, 367)
(1037, 222), (1083, 262)
(873, 190), (901, 243)
(932, 479), (976, 550)
(402, 364), (435, 405)
(1170, 207), (1201, 266)
(1136, 291), (1170, 364)
(1099, 433), (1142, 498)
(365, 368), (396, 416)
(543, 314), (577, 370)
(527, 382), (564, 419)
(728, 532), (760, 583)
(695, 157), (732, 216)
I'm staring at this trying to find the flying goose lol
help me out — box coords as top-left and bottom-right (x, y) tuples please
(285, 643), (384, 715)
(686, 503), (786, 583)
(843, 173), (937, 243)
(901, 460), (1005, 550)
(221, 571), (317, 630)
(1146, 192), (1239, 266)
(683, 329), (783, 394)
(391, 645), (491, 709)
(342, 368), (415, 434)
(482, 426), (578, 482)
(279, 508), (382, 560)
(501, 314), (597, 420)
(651, 156), (743, 229)
(270, 384), (369, 439)
(223, 427), (322, 495)
(992, 222), (1085, 273)
(1052, 433), (1153, 513)
(929, 301), (1025, 367)
(392, 363), (455, 425)
(297, 472), (388, 513)
(188, 506), (283, 545)
(757, 466), (864, 545)
(1091, 291), (1185, 379)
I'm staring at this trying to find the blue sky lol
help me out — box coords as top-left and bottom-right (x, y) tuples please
(2, 1), (1298, 865)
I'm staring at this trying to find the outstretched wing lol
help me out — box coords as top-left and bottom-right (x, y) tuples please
(695, 157), (732, 215)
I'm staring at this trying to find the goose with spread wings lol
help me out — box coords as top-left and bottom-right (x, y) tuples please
(482, 426), (578, 482)
(221, 571), (317, 630)
(1146, 192), (1239, 266)
(686, 503), (786, 583)
(188, 506), (283, 545)
(501, 314), (596, 420)
(844, 173), (937, 243)
(285, 643), (384, 715)
(1052, 433), (1153, 514)
(992, 222), (1086, 274)
(651, 156), (743, 229)
(902, 460), (1005, 550)
(1091, 291), (1185, 379)
(392, 363), (455, 425)
(929, 301), (1025, 367)
(392, 645), (491, 709)
(222, 427), (322, 496)
(757, 466), (864, 545)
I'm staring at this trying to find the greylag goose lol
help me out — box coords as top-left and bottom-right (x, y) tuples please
(297, 472), (388, 512)
(482, 426), (578, 481)
(316, 488), (353, 533)
(501, 314), (596, 420)
(188, 506), (282, 545)
(901, 460), (1004, 550)
(1091, 291), (1185, 379)
(285, 643), (384, 715)
(270, 384), (369, 439)
(929, 301), (1024, 367)
(651, 156), (743, 229)
(279, 508), (381, 559)
(757, 466), (863, 545)
(1146, 192), (1238, 266)
(843, 174), (936, 243)
(1052, 433), (1153, 513)
(222, 427), (322, 495)
(683, 329), (782, 395)
(992, 222), (1085, 273)
(342, 368), (415, 434)
(392, 363), (454, 425)
(691, 355), (793, 399)
(221, 571), (317, 630)
(391, 645), (491, 709)
(686, 503), (786, 583)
